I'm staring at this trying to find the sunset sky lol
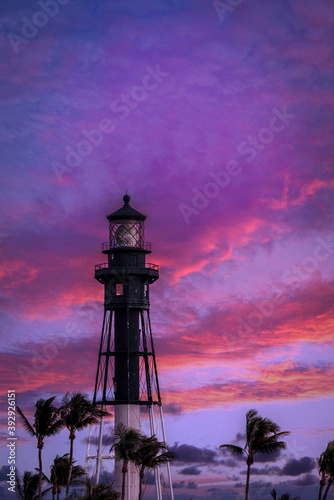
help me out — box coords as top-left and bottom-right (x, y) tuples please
(1, 0), (334, 499)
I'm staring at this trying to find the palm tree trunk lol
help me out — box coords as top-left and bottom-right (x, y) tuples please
(138, 468), (144, 500)
(319, 486), (324, 500)
(121, 462), (127, 500)
(245, 461), (251, 500)
(66, 433), (74, 500)
(38, 445), (43, 500)
(319, 476), (326, 500)
(322, 478), (333, 500)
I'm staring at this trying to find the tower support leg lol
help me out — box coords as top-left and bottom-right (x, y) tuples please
(159, 406), (174, 500)
(96, 413), (104, 484)
(149, 405), (163, 500)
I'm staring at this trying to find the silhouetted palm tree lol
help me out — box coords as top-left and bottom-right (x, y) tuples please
(110, 424), (142, 500)
(50, 454), (85, 500)
(69, 477), (119, 499)
(17, 397), (63, 500)
(271, 488), (300, 500)
(134, 435), (176, 500)
(51, 455), (67, 500)
(16, 471), (44, 500)
(220, 409), (290, 500)
(318, 441), (334, 500)
(61, 392), (109, 500)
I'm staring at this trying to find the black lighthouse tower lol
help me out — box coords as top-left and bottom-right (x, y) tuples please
(91, 195), (173, 500)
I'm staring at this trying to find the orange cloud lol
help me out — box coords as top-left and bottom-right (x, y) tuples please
(161, 361), (334, 413)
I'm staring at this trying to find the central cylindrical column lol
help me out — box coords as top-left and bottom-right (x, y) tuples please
(114, 308), (141, 500)
(114, 308), (140, 403)
(114, 405), (140, 500)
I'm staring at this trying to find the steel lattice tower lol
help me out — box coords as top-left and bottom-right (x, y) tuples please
(89, 194), (173, 500)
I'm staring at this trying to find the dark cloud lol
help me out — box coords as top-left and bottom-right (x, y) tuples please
(0, 484), (12, 500)
(187, 481), (198, 490)
(294, 473), (318, 486)
(173, 481), (186, 489)
(236, 433), (246, 442)
(236, 479), (272, 489)
(163, 402), (183, 415)
(179, 466), (201, 476)
(281, 457), (316, 476)
(221, 444), (281, 464)
(220, 458), (238, 468)
(249, 480), (273, 488)
(206, 488), (238, 500)
(0, 466), (10, 481)
(98, 471), (114, 485)
(255, 449), (283, 463)
(269, 480), (319, 500)
(250, 466), (281, 476)
(170, 443), (217, 464)
(141, 471), (155, 485)
(173, 480), (198, 489)
(82, 432), (113, 447)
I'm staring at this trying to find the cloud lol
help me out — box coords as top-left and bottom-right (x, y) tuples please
(255, 450), (283, 463)
(220, 458), (239, 468)
(179, 466), (201, 476)
(281, 457), (316, 476)
(154, 279), (334, 379)
(163, 402), (183, 415)
(294, 473), (318, 486)
(0, 466), (10, 481)
(206, 488), (239, 500)
(0, 484), (12, 500)
(247, 480), (273, 488)
(82, 432), (114, 448)
(250, 466), (281, 476)
(169, 443), (218, 464)
(141, 471), (155, 485)
(186, 480), (198, 490)
(173, 479), (198, 489)
(161, 363), (334, 412)
(97, 470), (115, 485)
(221, 438), (282, 466)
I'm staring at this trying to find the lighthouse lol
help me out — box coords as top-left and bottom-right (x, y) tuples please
(91, 194), (173, 500)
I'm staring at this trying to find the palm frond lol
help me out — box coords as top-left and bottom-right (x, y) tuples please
(257, 440), (287, 455)
(262, 432), (290, 449)
(34, 468), (50, 483)
(36, 486), (53, 499)
(16, 471), (38, 500)
(61, 392), (108, 432)
(152, 451), (177, 466)
(47, 419), (64, 436)
(220, 444), (244, 456)
(318, 441), (334, 478)
(17, 406), (36, 437)
(246, 409), (258, 421)
(34, 397), (62, 437)
(73, 414), (102, 430)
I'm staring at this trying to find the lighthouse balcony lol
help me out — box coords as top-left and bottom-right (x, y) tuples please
(95, 262), (158, 271)
(94, 262), (159, 284)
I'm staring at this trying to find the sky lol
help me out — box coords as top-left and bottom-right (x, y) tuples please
(0, 0), (334, 499)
